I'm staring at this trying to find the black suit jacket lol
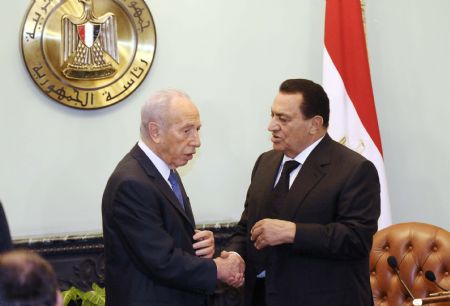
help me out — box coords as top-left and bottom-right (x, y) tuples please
(228, 134), (381, 306)
(102, 145), (217, 306)
(0, 201), (12, 253)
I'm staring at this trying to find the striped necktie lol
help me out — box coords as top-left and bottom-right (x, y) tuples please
(168, 170), (185, 210)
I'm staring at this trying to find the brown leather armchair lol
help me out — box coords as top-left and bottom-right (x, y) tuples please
(370, 222), (450, 305)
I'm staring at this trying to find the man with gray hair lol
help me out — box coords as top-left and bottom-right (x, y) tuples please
(102, 89), (244, 306)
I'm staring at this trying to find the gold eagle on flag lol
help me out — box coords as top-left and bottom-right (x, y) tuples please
(61, 0), (119, 80)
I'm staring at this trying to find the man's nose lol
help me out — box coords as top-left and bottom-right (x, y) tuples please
(191, 130), (201, 147)
(268, 117), (278, 131)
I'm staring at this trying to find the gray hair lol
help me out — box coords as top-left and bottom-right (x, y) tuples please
(140, 89), (191, 140)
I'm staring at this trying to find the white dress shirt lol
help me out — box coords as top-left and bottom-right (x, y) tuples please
(138, 140), (173, 188)
(274, 136), (325, 188)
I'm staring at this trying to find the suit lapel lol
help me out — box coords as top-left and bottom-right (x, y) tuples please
(279, 134), (332, 220)
(130, 144), (195, 230)
(257, 153), (284, 220)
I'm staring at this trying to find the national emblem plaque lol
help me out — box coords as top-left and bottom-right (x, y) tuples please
(21, 0), (156, 109)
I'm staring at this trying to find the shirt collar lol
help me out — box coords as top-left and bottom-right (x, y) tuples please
(138, 140), (171, 181)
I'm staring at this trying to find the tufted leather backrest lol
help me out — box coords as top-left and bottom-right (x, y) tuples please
(370, 222), (450, 305)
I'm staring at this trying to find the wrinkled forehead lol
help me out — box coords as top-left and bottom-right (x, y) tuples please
(167, 97), (201, 126)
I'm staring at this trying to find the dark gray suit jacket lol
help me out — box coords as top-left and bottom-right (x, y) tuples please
(0, 201), (12, 253)
(228, 134), (381, 306)
(102, 145), (217, 306)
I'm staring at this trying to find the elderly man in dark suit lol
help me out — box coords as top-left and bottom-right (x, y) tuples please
(0, 201), (12, 253)
(102, 89), (243, 306)
(226, 79), (381, 306)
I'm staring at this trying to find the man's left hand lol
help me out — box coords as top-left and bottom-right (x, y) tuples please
(250, 219), (296, 250)
(193, 230), (215, 258)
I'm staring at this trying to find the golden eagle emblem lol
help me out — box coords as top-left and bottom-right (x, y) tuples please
(61, 0), (119, 80)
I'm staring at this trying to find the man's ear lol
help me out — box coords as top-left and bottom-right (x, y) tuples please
(148, 122), (161, 143)
(309, 116), (324, 134)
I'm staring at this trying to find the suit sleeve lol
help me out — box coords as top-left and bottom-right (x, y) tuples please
(293, 160), (381, 260)
(0, 203), (12, 253)
(226, 193), (249, 259)
(112, 178), (217, 294)
(226, 154), (264, 259)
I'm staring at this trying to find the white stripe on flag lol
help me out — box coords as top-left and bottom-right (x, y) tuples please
(85, 22), (94, 47)
(323, 48), (391, 229)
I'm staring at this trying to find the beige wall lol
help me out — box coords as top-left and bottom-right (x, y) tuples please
(0, 0), (449, 237)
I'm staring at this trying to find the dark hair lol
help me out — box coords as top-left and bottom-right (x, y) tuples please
(279, 79), (329, 127)
(0, 250), (58, 306)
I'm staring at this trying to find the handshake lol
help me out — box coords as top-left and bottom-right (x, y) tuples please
(213, 251), (245, 288)
(192, 230), (244, 288)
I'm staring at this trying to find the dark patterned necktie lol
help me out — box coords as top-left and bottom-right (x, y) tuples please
(274, 160), (300, 195)
(269, 160), (300, 218)
(168, 170), (185, 210)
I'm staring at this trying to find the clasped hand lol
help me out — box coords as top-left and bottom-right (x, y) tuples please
(193, 230), (245, 287)
(214, 251), (245, 288)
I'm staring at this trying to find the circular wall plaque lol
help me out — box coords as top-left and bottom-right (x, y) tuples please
(21, 0), (156, 109)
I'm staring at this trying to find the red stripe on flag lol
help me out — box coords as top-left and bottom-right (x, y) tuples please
(78, 25), (85, 43)
(324, 0), (383, 155)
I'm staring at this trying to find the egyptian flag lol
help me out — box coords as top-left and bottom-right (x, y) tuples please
(322, 0), (391, 228)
